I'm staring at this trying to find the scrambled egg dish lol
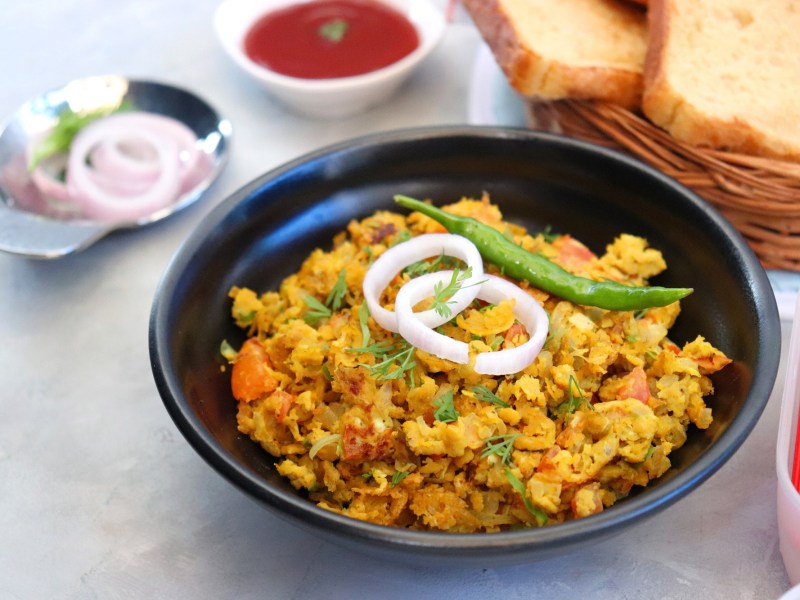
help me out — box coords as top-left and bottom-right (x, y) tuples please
(224, 196), (730, 531)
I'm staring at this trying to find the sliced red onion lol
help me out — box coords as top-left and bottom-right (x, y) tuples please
(26, 111), (209, 223)
(394, 271), (549, 375)
(89, 113), (201, 187)
(90, 139), (160, 180)
(362, 233), (484, 333)
(66, 114), (182, 222)
(30, 153), (72, 203)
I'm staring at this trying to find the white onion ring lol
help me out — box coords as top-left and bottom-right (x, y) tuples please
(472, 274), (549, 375)
(394, 271), (470, 363)
(66, 114), (181, 222)
(362, 233), (484, 333)
(394, 271), (549, 375)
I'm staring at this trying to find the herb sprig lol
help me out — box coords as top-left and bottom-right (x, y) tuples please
(433, 389), (459, 422)
(471, 384), (509, 408)
(349, 337), (417, 384)
(303, 268), (347, 324)
(318, 18), (348, 43)
(29, 102), (131, 170)
(556, 374), (591, 415)
(481, 433), (520, 465)
(505, 468), (547, 526)
(430, 267), (481, 319)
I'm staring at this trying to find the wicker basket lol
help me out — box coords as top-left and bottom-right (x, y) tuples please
(526, 100), (800, 272)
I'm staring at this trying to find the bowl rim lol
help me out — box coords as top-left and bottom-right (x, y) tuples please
(212, 0), (446, 92)
(150, 125), (781, 556)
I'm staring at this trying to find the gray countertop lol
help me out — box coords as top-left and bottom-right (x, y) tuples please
(0, 1), (793, 598)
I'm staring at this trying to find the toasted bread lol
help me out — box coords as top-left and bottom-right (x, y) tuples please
(464, 0), (647, 109)
(643, 0), (800, 160)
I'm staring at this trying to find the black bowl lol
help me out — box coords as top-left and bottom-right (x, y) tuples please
(149, 127), (780, 566)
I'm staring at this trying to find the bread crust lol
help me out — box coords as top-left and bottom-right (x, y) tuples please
(643, 0), (800, 161)
(465, 0), (645, 109)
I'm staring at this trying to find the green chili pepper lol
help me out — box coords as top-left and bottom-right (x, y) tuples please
(394, 195), (693, 311)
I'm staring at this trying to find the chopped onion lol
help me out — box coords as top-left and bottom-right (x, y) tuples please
(362, 233), (484, 333)
(308, 433), (341, 459)
(394, 271), (549, 375)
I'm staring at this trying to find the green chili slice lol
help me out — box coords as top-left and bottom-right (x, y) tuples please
(394, 195), (692, 311)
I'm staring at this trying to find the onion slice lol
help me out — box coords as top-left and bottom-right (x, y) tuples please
(472, 274), (549, 375)
(66, 114), (181, 222)
(394, 271), (549, 375)
(362, 233), (484, 333)
(394, 271), (471, 363)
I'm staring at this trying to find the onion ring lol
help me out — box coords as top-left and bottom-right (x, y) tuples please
(394, 271), (549, 375)
(88, 113), (201, 183)
(66, 114), (181, 222)
(472, 274), (549, 375)
(362, 233), (484, 333)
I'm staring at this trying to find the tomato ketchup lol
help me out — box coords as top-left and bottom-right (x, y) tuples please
(243, 0), (420, 79)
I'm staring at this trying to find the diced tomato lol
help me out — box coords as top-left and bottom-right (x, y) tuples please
(272, 389), (294, 423)
(617, 366), (649, 403)
(551, 235), (596, 270)
(231, 337), (278, 402)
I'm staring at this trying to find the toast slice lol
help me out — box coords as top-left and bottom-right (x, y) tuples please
(643, 0), (800, 161)
(464, 0), (647, 109)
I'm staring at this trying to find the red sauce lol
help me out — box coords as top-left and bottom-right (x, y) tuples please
(243, 0), (420, 79)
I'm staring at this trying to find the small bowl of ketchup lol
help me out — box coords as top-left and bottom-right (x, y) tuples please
(214, 0), (446, 119)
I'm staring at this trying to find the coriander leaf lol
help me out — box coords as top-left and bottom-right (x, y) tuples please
(29, 102), (131, 170)
(391, 471), (409, 486)
(472, 384), (509, 408)
(430, 267), (480, 319)
(358, 301), (371, 347)
(556, 374), (589, 415)
(505, 468), (547, 526)
(481, 433), (520, 465)
(390, 229), (412, 247)
(326, 268), (348, 312)
(348, 338), (416, 384)
(318, 18), (348, 43)
(303, 294), (332, 324)
(433, 389), (458, 422)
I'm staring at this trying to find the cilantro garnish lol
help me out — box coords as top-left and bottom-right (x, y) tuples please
(318, 18), (349, 43)
(433, 389), (459, 422)
(303, 268), (347, 324)
(471, 384), (509, 408)
(481, 433), (520, 465)
(505, 468), (547, 526)
(430, 267), (481, 319)
(391, 471), (409, 487)
(326, 269), (348, 312)
(29, 102), (131, 170)
(358, 301), (371, 347)
(303, 295), (332, 325)
(348, 338), (417, 384)
(556, 374), (590, 415)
